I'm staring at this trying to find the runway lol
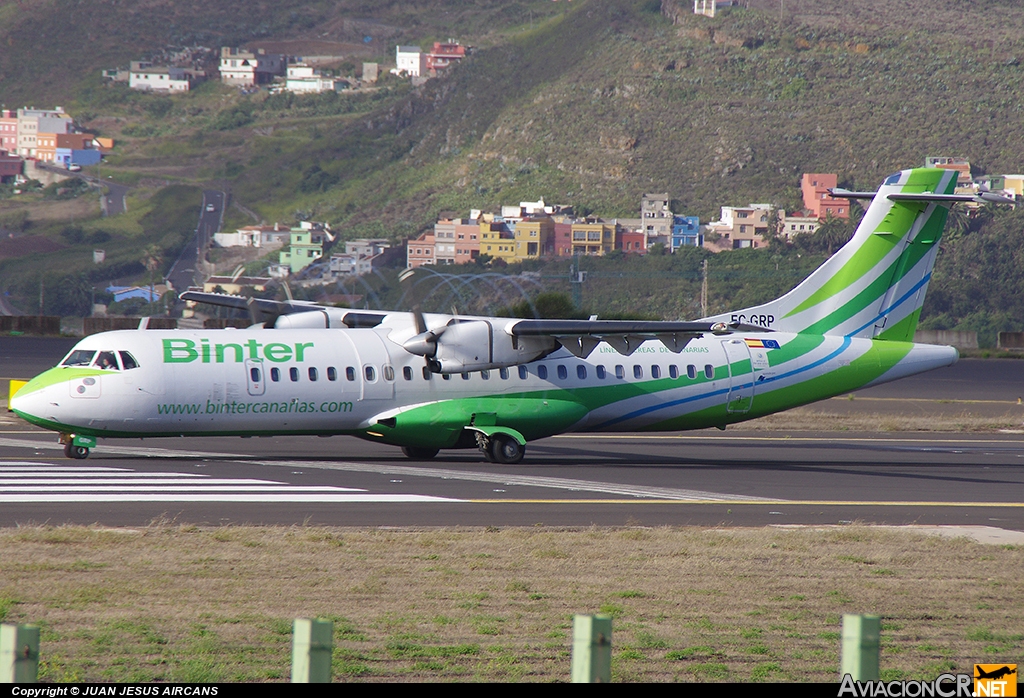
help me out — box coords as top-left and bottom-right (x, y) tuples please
(2, 337), (1024, 529)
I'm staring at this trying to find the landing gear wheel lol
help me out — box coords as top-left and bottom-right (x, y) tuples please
(489, 434), (525, 465)
(401, 446), (439, 460)
(64, 443), (89, 459)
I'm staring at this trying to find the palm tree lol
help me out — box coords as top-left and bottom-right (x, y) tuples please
(142, 245), (163, 315)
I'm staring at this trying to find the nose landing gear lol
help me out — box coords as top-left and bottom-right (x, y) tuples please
(63, 443), (90, 459)
(60, 433), (94, 459)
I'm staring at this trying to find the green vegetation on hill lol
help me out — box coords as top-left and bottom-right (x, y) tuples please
(2, 0), (1024, 338)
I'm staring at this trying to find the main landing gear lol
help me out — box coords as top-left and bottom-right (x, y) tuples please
(477, 432), (525, 465)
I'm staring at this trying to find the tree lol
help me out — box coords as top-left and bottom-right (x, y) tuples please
(142, 244), (163, 315)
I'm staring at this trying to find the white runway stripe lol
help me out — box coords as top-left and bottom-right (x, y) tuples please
(0, 460), (460, 503)
(1, 494), (454, 503)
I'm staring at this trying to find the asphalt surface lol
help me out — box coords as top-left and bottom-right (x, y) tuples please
(2, 337), (1023, 529)
(165, 189), (224, 293)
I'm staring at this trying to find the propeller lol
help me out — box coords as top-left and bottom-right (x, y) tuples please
(400, 268), (444, 372)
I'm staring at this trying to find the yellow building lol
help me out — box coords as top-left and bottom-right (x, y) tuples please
(512, 216), (554, 260)
(480, 221), (517, 263)
(570, 221), (616, 255)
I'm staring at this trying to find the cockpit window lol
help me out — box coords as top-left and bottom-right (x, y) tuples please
(119, 351), (139, 370)
(94, 351), (119, 370)
(62, 350), (96, 367)
(884, 173), (901, 186)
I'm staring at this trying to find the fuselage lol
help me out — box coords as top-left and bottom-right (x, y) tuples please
(10, 325), (957, 451)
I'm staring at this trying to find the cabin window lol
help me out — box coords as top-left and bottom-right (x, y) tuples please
(308, 367), (318, 382)
(704, 364), (714, 379)
(443, 373), (451, 381)
(480, 370), (490, 380)
(557, 365), (568, 380)
(615, 365), (625, 380)
(119, 351), (139, 370)
(577, 365), (587, 380)
(270, 367), (280, 382)
(383, 365), (395, 381)
(537, 365), (548, 380)
(365, 366), (376, 382)
(422, 366), (432, 380)
(290, 367), (299, 382)
(327, 367), (337, 381)
(499, 368), (509, 380)
(461, 372), (470, 380)
(62, 350), (96, 367)
(651, 365), (661, 379)
(687, 364), (697, 380)
(403, 366), (413, 380)
(633, 365), (643, 379)
(95, 351), (119, 370)
(251, 367), (262, 383)
(518, 365), (528, 380)
(669, 365), (678, 379)
(596, 365), (606, 379)
(346, 367), (356, 381)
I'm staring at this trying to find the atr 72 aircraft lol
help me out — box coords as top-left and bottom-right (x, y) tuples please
(10, 168), (1010, 462)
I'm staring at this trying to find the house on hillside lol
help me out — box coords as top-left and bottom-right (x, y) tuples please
(426, 41), (467, 74)
(220, 47), (285, 86)
(393, 46), (426, 77)
(285, 64), (338, 93)
(704, 203), (772, 252)
(128, 61), (196, 91)
(801, 173), (851, 220)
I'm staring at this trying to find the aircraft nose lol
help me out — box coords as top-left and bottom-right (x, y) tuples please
(8, 374), (57, 426)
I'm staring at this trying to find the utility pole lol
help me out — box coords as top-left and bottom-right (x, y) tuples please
(569, 254), (586, 310)
(701, 258), (708, 317)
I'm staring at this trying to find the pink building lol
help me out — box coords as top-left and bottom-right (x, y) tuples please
(801, 173), (850, 220)
(0, 110), (17, 152)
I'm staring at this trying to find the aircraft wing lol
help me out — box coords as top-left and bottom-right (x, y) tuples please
(180, 291), (318, 316)
(178, 291), (388, 328)
(507, 318), (763, 357)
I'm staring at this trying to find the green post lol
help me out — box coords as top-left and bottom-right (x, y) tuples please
(0, 624), (39, 683)
(291, 618), (332, 683)
(571, 614), (612, 683)
(840, 614), (880, 681)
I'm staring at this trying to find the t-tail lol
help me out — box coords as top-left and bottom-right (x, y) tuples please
(706, 167), (996, 341)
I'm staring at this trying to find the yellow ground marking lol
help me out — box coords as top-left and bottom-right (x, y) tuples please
(468, 499), (1024, 506)
(552, 434), (1024, 444)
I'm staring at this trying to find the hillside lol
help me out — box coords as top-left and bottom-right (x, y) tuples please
(2, 0), (1024, 341)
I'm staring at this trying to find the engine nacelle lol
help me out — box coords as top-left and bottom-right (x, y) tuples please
(432, 320), (555, 373)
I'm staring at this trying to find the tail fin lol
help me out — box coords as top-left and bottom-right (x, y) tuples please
(706, 167), (958, 340)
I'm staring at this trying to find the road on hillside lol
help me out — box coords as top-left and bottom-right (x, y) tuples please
(165, 189), (224, 294)
(33, 162), (129, 217)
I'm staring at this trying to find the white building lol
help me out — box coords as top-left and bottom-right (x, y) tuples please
(284, 65), (337, 94)
(213, 223), (290, 248)
(220, 47), (285, 86)
(393, 46), (425, 77)
(128, 62), (192, 92)
(778, 211), (820, 241)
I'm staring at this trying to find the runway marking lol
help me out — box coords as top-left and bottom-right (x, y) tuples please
(253, 459), (779, 502)
(0, 461), (458, 504)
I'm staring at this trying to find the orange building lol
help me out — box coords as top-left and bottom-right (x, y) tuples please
(801, 173), (850, 220)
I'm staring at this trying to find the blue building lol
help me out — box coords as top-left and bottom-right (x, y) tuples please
(55, 148), (102, 168)
(671, 216), (702, 251)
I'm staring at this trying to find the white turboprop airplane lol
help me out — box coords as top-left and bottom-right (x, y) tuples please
(10, 168), (1010, 462)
